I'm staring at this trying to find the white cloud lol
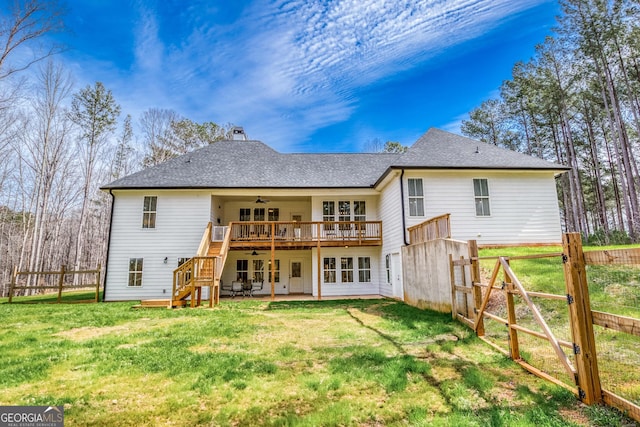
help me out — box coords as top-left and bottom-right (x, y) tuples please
(441, 114), (469, 135)
(64, 0), (550, 151)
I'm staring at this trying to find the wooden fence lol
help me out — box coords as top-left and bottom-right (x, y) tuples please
(450, 234), (640, 422)
(8, 265), (102, 303)
(408, 213), (451, 244)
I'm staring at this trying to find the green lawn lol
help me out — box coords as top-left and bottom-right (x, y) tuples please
(0, 296), (634, 426)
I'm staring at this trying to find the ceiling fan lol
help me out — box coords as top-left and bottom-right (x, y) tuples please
(255, 196), (270, 204)
(244, 250), (263, 256)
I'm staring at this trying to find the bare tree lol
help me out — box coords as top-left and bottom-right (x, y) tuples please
(12, 60), (74, 289)
(111, 114), (136, 180)
(140, 108), (180, 167)
(0, 0), (66, 80)
(69, 82), (120, 274)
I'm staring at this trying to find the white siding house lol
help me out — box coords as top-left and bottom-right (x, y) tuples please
(101, 128), (567, 302)
(105, 190), (211, 301)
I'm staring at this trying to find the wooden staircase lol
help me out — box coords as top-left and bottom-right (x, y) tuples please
(168, 224), (231, 308)
(208, 242), (223, 256)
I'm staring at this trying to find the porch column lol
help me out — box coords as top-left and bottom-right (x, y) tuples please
(317, 223), (322, 300)
(271, 222), (275, 300)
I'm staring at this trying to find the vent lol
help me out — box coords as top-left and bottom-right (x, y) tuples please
(230, 126), (247, 141)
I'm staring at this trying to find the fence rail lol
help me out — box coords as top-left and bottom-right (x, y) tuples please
(450, 234), (640, 422)
(8, 264), (102, 303)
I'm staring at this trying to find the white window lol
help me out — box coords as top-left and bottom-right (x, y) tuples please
(385, 254), (391, 285)
(323, 257), (336, 283)
(338, 201), (350, 222)
(408, 179), (424, 216)
(323, 201), (335, 222)
(341, 257), (353, 283)
(253, 259), (264, 282)
(236, 259), (248, 282)
(239, 208), (251, 221)
(358, 257), (371, 282)
(268, 208), (279, 221)
(354, 201), (366, 222)
(268, 259), (280, 283)
(142, 196), (157, 228)
(253, 208), (265, 221)
(128, 258), (143, 287)
(473, 179), (491, 216)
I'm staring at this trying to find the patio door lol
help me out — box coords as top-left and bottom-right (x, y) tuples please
(289, 259), (303, 293)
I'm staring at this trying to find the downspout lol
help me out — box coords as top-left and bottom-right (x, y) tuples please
(102, 189), (115, 302)
(399, 169), (409, 246)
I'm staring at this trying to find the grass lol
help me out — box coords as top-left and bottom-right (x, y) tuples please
(0, 296), (629, 426)
(478, 244), (640, 317)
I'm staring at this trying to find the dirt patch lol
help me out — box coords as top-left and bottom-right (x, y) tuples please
(55, 324), (136, 341)
(558, 406), (591, 426)
(54, 318), (192, 342)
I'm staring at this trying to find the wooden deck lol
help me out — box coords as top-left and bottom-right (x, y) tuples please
(163, 221), (382, 309)
(227, 220), (382, 249)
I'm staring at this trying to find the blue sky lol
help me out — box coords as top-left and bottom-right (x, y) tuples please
(52, 0), (560, 152)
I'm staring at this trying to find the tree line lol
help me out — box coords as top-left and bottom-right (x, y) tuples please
(461, 0), (640, 244)
(0, 1), (231, 293)
(3, 0), (635, 294)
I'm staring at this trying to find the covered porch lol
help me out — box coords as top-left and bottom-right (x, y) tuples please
(215, 220), (382, 299)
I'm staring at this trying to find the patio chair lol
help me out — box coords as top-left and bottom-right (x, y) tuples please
(220, 280), (233, 296)
(231, 281), (243, 298)
(251, 280), (264, 296)
(242, 281), (253, 297)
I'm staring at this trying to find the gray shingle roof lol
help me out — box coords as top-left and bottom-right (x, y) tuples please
(394, 128), (567, 169)
(101, 128), (567, 190)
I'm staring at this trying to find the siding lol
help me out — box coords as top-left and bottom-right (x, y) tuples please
(377, 173), (404, 297)
(404, 170), (563, 245)
(105, 190), (211, 301)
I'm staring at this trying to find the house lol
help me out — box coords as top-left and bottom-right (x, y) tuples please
(100, 128), (567, 303)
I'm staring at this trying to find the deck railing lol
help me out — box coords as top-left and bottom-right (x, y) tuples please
(172, 256), (216, 307)
(196, 222), (213, 256)
(212, 225), (228, 241)
(407, 213), (451, 245)
(227, 221), (382, 245)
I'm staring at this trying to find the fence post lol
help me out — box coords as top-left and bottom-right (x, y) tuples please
(57, 265), (66, 303)
(504, 258), (520, 360)
(8, 266), (17, 303)
(468, 240), (485, 336)
(95, 264), (101, 303)
(562, 232), (602, 404)
(449, 254), (456, 320)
